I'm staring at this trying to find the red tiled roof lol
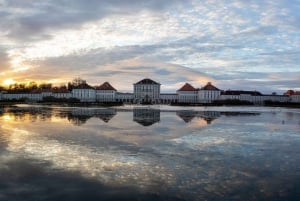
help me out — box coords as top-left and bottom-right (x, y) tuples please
(177, 83), (197, 91)
(95, 82), (116, 91)
(294, 91), (300, 95)
(201, 82), (220, 91)
(284, 90), (295, 95)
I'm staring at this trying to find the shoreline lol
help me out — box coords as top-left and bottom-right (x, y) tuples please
(1, 102), (300, 112)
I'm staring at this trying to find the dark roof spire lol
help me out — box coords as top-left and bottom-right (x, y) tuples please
(134, 78), (160, 85)
(201, 82), (220, 91)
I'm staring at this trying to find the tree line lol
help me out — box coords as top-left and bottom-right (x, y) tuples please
(0, 78), (88, 93)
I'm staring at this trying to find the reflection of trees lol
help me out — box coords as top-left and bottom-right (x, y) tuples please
(1, 107), (117, 126)
(4, 107), (52, 122)
(54, 111), (69, 119)
(133, 109), (160, 126)
(67, 114), (91, 126)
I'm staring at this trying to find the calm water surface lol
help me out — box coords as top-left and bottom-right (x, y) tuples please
(0, 105), (299, 201)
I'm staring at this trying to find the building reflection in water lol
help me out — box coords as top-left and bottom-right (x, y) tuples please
(0, 106), (260, 127)
(201, 111), (221, 124)
(176, 111), (198, 123)
(176, 111), (221, 124)
(133, 108), (160, 126)
(67, 108), (117, 126)
(1, 106), (299, 201)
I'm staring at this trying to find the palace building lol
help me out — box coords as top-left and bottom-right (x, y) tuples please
(177, 83), (198, 103)
(133, 78), (160, 104)
(95, 82), (117, 102)
(0, 78), (298, 104)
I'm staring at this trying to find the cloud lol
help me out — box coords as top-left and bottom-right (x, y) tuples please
(259, 0), (300, 31)
(3, 41), (214, 90)
(2, 0), (184, 42)
(217, 71), (300, 93)
(85, 59), (213, 92)
(0, 0), (299, 93)
(236, 26), (278, 37)
(0, 48), (10, 73)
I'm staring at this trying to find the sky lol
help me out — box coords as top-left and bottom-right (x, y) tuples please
(0, 0), (299, 93)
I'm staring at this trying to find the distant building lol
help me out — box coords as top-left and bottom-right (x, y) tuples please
(262, 94), (290, 103)
(52, 87), (72, 99)
(284, 90), (295, 96)
(160, 93), (178, 104)
(291, 91), (300, 103)
(220, 90), (291, 103)
(285, 90), (300, 103)
(177, 83), (198, 103)
(1, 78), (299, 104)
(116, 92), (133, 103)
(220, 90), (263, 103)
(72, 83), (96, 102)
(133, 78), (161, 104)
(198, 82), (221, 103)
(95, 82), (116, 102)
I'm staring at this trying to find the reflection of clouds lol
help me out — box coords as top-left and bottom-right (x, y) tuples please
(0, 107), (299, 200)
(171, 135), (226, 151)
(4, 126), (176, 191)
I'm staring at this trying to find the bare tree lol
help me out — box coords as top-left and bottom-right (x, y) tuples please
(72, 77), (86, 86)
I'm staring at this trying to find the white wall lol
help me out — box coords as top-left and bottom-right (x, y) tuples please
(53, 93), (72, 99)
(134, 84), (160, 103)
(72, 89), (96, 102)
(160, 94), (178, 104)
(198, 90), (221, 103)
(96, 90), (116, 102)
(116, 93), (133, 102)
(177, 91), (197, 103)
(290, 95), (300, 103)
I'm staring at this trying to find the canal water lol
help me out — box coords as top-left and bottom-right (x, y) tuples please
(0, 105), (299, 201)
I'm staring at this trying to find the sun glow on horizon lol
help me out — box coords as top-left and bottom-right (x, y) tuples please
(3, 78), (16, 86)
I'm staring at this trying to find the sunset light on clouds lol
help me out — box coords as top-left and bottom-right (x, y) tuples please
(0, 0), (299, 92)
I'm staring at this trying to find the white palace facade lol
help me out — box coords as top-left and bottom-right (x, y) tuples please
(0, 78), (299, 104)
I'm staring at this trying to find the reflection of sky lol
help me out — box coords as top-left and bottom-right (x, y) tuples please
(0, 106), (299, 200)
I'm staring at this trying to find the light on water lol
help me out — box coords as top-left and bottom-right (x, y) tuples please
(0, 105), (299, 201)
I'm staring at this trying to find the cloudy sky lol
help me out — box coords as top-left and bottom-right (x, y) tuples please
(0, 0), (299, 93)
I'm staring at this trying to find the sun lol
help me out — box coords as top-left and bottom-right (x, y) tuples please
(3, 78), (16, 86)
